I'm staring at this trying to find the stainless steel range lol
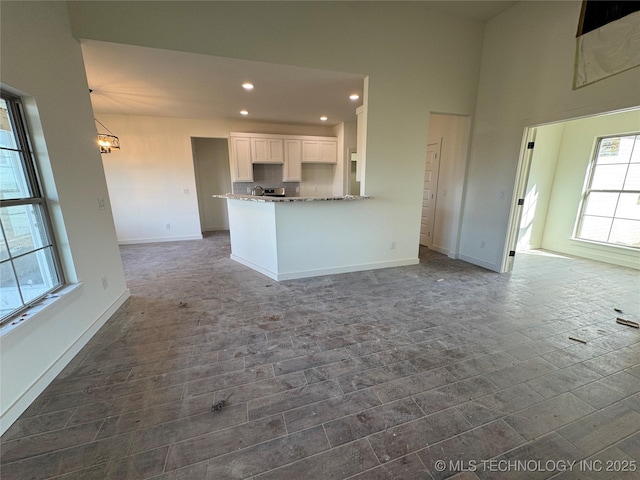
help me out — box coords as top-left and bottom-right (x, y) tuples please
(263, 187), (286, 197)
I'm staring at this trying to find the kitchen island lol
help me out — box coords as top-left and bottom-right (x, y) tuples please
(213, 193), (416, 281)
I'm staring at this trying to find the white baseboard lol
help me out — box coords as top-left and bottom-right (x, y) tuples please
(118, 234), (203, 245)
(457, 253), (500, 272)
(230, 255), (420, 281)
(276, 258), (420, 281)
(0, 289), (130, 435)
(229, 255), (279, 280)
(430, 245), (449, 256)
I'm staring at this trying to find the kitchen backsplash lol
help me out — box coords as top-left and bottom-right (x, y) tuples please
(232, 164), (299, 196)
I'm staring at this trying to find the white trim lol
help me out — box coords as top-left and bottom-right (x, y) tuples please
(230, 254), (419, 281)
(202, 226), (229, 232)
(458, 254), (500, 272)
(229, 254), (278, 280)
(1, 283), (83, 337)
(501, 127), (537, 273)
(117, 234), (203, 245)
(542, 241), (640, 270)
(0, 288), (130, 435)
(429, 244), (449, 256)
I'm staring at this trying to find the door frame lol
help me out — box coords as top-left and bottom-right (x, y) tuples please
(500, 127), (537, 272)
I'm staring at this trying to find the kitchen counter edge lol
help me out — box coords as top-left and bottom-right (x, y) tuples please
(212, 194), (374, 203)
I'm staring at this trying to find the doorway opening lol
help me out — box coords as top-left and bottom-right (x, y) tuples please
(420, 113), (471, 258)
(503, 107), (640, 273)
(192, 138), (231, 233)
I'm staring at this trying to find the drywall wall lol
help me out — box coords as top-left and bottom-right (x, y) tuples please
(462, 0), (640, 271)
(300, 164), (335, 197)
(517, 123), (565, 250)
(98, 113), (333, 243)
(68, 0), (486, 270)
(274, 200), (417, 279)
(193, 138), (231, 232)
(427, 113), (471, 258)
(0, 2), (129, 433)
(541, 109), (640, 268)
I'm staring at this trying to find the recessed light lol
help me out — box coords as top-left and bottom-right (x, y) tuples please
(320, 116), (328, 121)
(242, 83), (254, 90)
(240, 110), (249, 115)
(349, 94), (360, 101)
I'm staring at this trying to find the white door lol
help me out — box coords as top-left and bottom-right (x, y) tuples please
(420, 140), (441, 247)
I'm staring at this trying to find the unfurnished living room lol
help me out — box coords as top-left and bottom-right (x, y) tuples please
(1, 1), (639, 480)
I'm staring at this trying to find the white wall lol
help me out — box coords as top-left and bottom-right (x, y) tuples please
(541, 110), (640, 268)
(193, 138), (231, 232)
(68, 0), (486, 269)
(518, 123), (565, 250)
(0, 2), (129, 433)
(462, 0), (640, 271)
(98, 113), (333, 243)
(299, 164), (335, 197)
(427, 113), (471, 257)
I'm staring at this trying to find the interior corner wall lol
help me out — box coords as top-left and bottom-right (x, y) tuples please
(98, 114), (333, 244)
(519, 122), (565, 250)
(540, 109), (640, 268)
(192, 138), (232, 232)
(68, 0), (486, 270)
(427, 113), (471, 257)
(0, 2), (129, 434)
(461, 0), (640, 272)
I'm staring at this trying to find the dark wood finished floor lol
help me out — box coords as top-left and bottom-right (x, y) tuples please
(1, 232), (639, 479)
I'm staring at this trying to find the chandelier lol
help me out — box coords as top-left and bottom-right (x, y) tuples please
(95, 118), (120, 153)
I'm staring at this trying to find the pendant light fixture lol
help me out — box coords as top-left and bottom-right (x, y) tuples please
(95, 118), (120, 153)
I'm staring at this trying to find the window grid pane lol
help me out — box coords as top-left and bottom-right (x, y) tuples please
(576, 133), (640, 249)
(0, 93), (63, 325)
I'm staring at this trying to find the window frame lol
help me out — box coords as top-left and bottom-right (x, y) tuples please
(0, 91), (65, 325)
(573, 132), (640, 249)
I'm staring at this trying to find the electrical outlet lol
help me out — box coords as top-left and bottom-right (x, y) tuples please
(182, 188), (189, 195)
(390, 241), (396, 250)
(101, 276), (108, 289)
(166, 223), (171, 230)
(247, 187), (251, 193)
(97, 198), (106, 210)
(480, 240), (485, 249)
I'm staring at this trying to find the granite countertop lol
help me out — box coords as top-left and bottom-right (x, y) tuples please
(212, 194), (373, 203)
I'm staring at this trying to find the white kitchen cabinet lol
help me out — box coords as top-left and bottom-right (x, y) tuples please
(251, 138), (284, 163)
(283, 139), (302, 181)
(301, 140), (337, 164)
(229, 133), (337, 182)
(229, 137), (253, 182)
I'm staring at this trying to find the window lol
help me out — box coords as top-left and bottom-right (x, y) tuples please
(0, 93), (63, 324)
(575, 133), (640, 248)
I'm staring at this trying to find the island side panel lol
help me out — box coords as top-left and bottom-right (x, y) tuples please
(226, 199), (279, 279)
(273, 200), (418, 280)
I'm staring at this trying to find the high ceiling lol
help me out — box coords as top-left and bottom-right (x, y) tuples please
(81, 1), (517, 127)
(82, 40), (366, 127)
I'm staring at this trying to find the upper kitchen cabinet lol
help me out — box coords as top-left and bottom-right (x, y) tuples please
(229, 136), (253, 182)
(283, 139), (302, 182)
(251, 137), (284, 164)
(301, 139), (337, 164)
(229, 132), (338, 182)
